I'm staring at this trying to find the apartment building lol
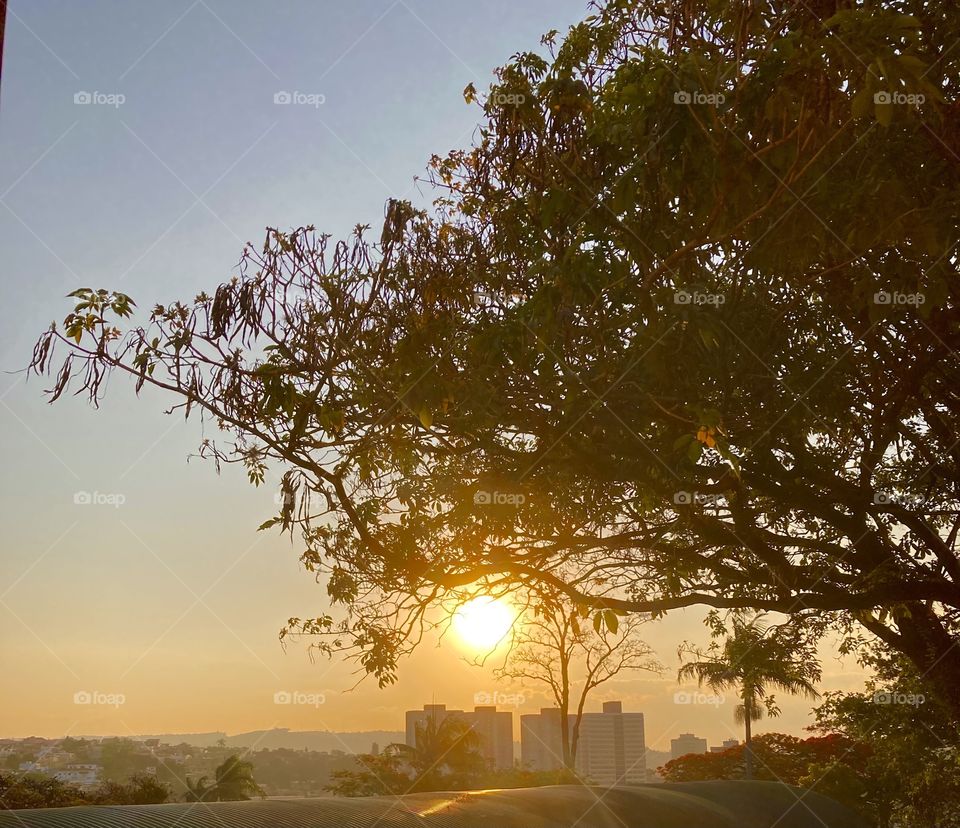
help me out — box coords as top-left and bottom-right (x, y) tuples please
(520, 701), (646, 785)
(670, 733), (708, 760)
(405, 703), (514, 770)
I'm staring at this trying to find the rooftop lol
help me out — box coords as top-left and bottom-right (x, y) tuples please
(0, 782), (869, 828)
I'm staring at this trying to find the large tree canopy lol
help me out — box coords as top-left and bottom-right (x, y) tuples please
(30, 0), (960, 712)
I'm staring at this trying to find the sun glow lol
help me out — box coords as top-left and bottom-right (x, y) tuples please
(451, 596), (516, 651)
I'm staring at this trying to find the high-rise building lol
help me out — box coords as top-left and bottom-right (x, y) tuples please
(405, 704), (513, 770)
(710, 739), (739, 753)
(520, 701), (645, 785)
(670, 733), (708, 760)
(520, 706), (565, 775)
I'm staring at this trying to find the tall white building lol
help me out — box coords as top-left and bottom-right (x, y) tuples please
(520, 707), (565, 774)
(520, 701), (646, 785)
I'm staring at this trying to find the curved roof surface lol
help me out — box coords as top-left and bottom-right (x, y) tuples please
(0, 782), (870, 828)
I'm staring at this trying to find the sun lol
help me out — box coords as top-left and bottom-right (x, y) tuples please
(452, 596), (516, 651)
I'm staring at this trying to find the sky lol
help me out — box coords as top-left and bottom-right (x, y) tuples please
(0, 0), (868, 751)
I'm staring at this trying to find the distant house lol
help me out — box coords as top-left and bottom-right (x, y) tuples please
(53, 763), (101, 788)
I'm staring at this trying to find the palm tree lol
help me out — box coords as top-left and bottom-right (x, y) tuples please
(183, 775), (212, 802)
(390, 715), (485, 791)
(182, 755), (264, 802)
(209, 755), (264, 801)
(679, 617), (820, 780)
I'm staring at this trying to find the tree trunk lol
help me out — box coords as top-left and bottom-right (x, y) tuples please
(743, 700), (754, 781)
(559, 692), (573, 773)
(560, 713), (572, 769)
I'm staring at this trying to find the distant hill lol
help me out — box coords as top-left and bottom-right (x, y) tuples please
(132, 728), (404, 754)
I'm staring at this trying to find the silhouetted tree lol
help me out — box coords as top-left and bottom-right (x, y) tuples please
(679, 617), (820, 779)
(30, 0), (960, 718)
(495, 592), (659, 772)
(183, 755), (263, 802)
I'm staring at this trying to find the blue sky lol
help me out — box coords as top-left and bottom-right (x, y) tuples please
(0, 0), (862, 746)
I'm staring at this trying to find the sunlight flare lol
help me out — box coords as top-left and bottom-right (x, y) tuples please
(451, 596), (516, 651)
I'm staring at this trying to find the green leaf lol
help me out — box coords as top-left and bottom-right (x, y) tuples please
(673, 433), (693, 450)
(851, 88), (873, 120)
(875, 101), (893, 127)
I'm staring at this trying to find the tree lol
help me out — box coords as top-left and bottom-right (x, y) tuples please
(92, 774), (171, 805)
(0, 772), (171, 810)
(29, 0), (960, 715)
(393, 715), (486, 791)
(0, 774), (85, 810)
(182, 775), (212, 803)
(99, 739), (152, 782)
(811, 644), (960, 828)
(494, 593), (659, 773)
(209, 755), (264, 801)
(327, 716), (485, 795)
(659, 732), (871, 819)
(326, 750), (412, 797)
(183, 755), (264, 802)
(678, 616), (820, 779)
(246, 747), (357, 797)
